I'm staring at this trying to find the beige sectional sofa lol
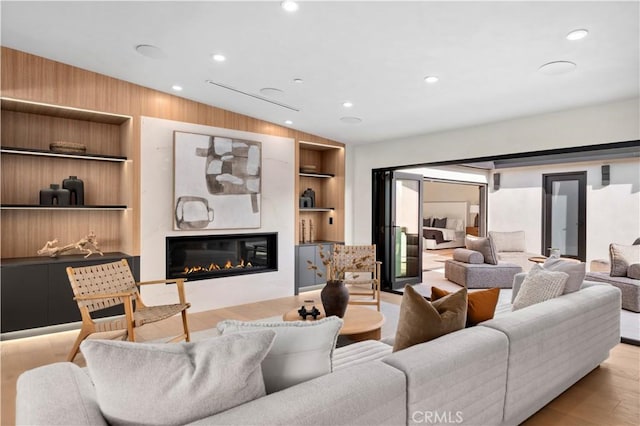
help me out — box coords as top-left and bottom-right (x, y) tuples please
(16, 280), (621, 426)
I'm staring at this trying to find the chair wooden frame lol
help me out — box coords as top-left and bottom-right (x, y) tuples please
(333, 245), (382, 311)
(66, 259), (191, 362)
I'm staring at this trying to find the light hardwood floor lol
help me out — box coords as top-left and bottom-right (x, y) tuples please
(1, 290), (638, 426)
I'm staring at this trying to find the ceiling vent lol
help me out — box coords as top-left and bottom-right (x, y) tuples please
(205, 80), (300, 112)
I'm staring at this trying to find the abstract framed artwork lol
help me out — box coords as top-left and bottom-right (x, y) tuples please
(173, 131), (261, 230)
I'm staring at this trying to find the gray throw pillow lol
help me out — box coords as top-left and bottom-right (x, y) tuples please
(217, 316), (342, 394)
(610, 243), (640, 277)
(453, 248), (484, 264)
(542, 257), (586, 294)
(81, 330), (276, 426)
(465, 235), (499, 265)
(433, 217), (447, 228)
(513, 264), (568, 310)
(628, 263), (640, 280)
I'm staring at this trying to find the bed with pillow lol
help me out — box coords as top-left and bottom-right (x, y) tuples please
(422, 217), (466, 250)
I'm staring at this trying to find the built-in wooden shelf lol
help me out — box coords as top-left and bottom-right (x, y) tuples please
(1, 97), (131, 124)
(299, 172), (335, 178)
(1, 147), (127, 162)
(1, 204), (127, 210)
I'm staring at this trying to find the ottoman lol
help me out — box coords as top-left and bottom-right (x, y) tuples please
(585, 272), (640, 312)
(445, 259), (522, 289)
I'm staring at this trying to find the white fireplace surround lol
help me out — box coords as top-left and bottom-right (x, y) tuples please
(140, 117), (295, 313)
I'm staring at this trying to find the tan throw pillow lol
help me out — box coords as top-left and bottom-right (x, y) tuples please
(512, 264), (568, 310)
(610, 243), (640, 277)
(542, 257), (586, 294)
(465, 235), (499, 265)
(393, 285), (467, 352)
(431, 286), (500, 326)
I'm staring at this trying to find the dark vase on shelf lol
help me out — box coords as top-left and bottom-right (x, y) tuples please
(302, 188), (316, 207)
(39, 184), (70, 206)
(62, 175), (84, 205)
(321, 279), (349, 318)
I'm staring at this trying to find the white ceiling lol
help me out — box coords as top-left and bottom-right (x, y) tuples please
(1, 1), (638, 145)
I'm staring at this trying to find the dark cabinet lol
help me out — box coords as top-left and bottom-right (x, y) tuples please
(295, 243), (335, 294)
(1, 253), (139, 333)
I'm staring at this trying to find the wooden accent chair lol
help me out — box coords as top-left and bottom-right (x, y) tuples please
(333, 245), (382, 311)
(66, 259), (191, 362)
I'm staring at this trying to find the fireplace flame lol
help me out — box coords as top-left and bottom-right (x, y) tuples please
(182, 259), (252, 275)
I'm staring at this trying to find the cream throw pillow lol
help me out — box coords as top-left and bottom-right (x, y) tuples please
(513, 264), (568, 310)
(217, 316), (342, 394)
(610, 243), (640, 277)
(81, 330), (276, 426)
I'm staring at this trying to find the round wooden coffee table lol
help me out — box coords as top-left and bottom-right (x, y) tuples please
(283, 305), (385, 342)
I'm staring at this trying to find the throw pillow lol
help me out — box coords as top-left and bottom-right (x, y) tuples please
(433, 217), (447, 228)
(393, 285), (467, 352)
(452, 248), (484, 264)
(610, 243), (640, 277)
(465, 235), (499, 265)
(423, 217), (432, 227)
(217, 316), (343, 394)
(628, 263), (640, 280)
(81, 330), (276, 426)
(512, 264), (568, 310)
(488, 231), (526, 253)
(431, 286), (500, 326)
(542, 257), (586, 294)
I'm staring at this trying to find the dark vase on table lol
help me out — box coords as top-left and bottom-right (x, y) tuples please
(321, 279), (349, 318)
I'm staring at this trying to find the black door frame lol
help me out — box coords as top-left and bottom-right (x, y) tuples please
(542, 171), (587, 261)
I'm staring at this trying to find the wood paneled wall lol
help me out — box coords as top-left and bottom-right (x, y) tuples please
(1, 47), (345, 256)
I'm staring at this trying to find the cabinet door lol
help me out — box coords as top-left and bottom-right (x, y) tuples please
(1, 264), (49, 332)
(296, 246), (318, 292)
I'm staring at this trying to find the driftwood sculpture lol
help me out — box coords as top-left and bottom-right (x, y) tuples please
(37, 231), (104, 258)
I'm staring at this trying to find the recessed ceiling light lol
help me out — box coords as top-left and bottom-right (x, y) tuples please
(212, 54), (226, 62)
(566, 29), (589, 41)
(284, 120), (293, 125)
(171, 85), (183, 91)
(539, 61), (577, 75)
(293, 78), (304, 84)
(343, 101), (354, 108)
(135, 44), (166, 59)
(424, 76), (439, 84)
(281, 1), (299, 12)
(340, 116), (362, 124)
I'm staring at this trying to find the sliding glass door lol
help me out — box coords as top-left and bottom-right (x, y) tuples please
(372, 171), (423, 290)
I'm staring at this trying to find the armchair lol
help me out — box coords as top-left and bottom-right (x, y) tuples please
(66, 259), (191, 361)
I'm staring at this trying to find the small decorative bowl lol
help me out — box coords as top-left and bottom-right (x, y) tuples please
(50, 141), (87, 154)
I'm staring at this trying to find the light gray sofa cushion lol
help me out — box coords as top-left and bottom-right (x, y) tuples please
(482, 284), (621, 426)
(542, 257), (586, 294)
(452, 248), (484, 264)
(610, 243), (640, 277)
(445, 259), (522, 288)
(465, 235), (499, 265)
(217, 316), (342, 393)
(489, 230), (526, 253)
(512, 264), (568, 310)
(383, 326), (509, 426)
(16, 362), (107, 426)
(192, 361), (407, 426)
(81, 330), (276, 426)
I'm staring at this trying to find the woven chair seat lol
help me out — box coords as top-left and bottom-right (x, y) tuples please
(94, 303), (191, 333)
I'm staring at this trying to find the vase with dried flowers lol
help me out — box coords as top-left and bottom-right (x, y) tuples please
(307, 244), (374, 318)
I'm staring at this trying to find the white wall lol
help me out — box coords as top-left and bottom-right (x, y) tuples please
(488, 158), (640, 263)
(348, 98), (640, 244)
(140, 117), (295, 313)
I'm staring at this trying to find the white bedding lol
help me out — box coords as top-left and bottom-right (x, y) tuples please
(423, 226), (457, 241)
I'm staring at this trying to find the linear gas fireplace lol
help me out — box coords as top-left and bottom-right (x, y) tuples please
(166, 233), (277, 282)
